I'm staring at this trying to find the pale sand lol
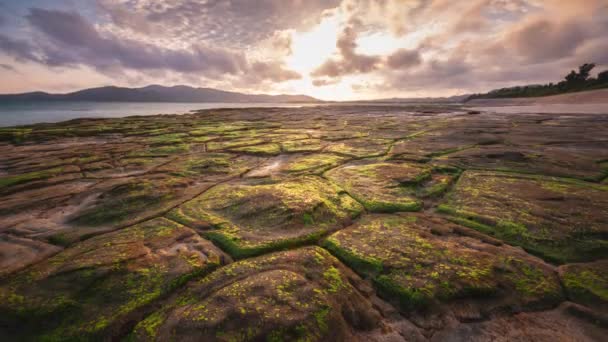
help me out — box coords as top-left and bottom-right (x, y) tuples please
(467, 88), (608, 106)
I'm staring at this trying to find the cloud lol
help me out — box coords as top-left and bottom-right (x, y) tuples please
(0, 63), (17, 72)
(386, 49), (421, 69)
(0, 7), (301, 87)
(312, 78), (340, 87)
(25, 8), (246, 75)
(312, 19), (382, 78)
(97, 0), (341, 47)
(502, 17), (588, 64)
(249, 62), (302, 82)
(0, 35), (39, 62)
(2, 0), (608, 98)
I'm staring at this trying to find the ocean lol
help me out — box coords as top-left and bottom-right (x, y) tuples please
(0, 101), (315, 127)
(2, 101), (607, 128)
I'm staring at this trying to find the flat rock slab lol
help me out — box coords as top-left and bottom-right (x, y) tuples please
(323, 214), (563, 314)
(439, 170), (608, 263)
(1, 106), (607, 340)
(431, 302), (607, 342)
(168, 176), (363, 258)
(130, 247), (401, 342)
(0, 234), (61, 277)
(0, 217), (229, 340)
(326, 161), (459, 212)
(436, 144), (608, 181)
(558, 260), (608, 313)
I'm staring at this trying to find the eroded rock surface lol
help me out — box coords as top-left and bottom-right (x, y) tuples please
(0, 106), (606, 341)
(0, 218), (228, 340)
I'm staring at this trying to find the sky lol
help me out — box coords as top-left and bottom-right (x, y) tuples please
(0, 0), (606, 101)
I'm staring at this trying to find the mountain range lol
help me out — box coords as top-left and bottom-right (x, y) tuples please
(0, 85), (319, 103)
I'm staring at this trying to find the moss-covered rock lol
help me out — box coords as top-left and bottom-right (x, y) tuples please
(559, 260), (608, 312)
(285, 153), (349, 173)
(439, 170), (608, 263)
(68, 175), (193, 228)
(0, 218), (228, 341)
(324, 138), (391, 158)
(130, 247), (382, 341)
(281, 138), (322, 153)
(228, 143), (282, 156)
(167, 176), (363, 258)
(323, 214), (563, 312)
(325, 161), (431, 212)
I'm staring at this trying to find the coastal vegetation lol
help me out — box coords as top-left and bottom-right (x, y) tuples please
(468, 63), (608, 100)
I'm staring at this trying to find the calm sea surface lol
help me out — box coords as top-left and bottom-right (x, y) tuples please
(1, 101), (607, 127)
(0, 102), (317, 127)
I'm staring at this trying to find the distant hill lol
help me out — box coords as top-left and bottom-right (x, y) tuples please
(0, 85), (320, 103)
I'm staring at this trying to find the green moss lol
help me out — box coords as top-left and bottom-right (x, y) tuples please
(427, 145), (474, 158)
(287, 154), (347, 173)
(0, 167), (64, 189)
(302, 213), (315, 226)
(313, 306), (330, 334)
(439, 171), (608, 264)
(0, 127), (33, 143)
(135, 311), (166, 339)
(47, 233), (71, 247)
(323, 266), (344, 293)
(325, 162), (431, 213)
(169, 176), (362, 258)
(438, 205), (608, 264)
(148, 133), (188, 145)
(322, 238), (383, 275)
(204, 229), (327, 260)
(359, 198), (422, 213)
(561, 264), (608, 304)
(281, 139), (322, 153)
(373, 275), (428, 310)
(229, 143), (281, 156)
(0, 218), (224, 341)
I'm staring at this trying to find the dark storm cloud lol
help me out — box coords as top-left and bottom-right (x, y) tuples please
(97, 0), (341, 47)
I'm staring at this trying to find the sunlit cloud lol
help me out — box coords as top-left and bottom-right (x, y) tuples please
(0, 0), (606, 99)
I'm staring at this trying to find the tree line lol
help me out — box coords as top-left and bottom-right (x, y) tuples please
(467, 63), (608, 100)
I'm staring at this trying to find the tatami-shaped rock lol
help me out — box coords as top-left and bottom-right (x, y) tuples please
(558, 260), (608, 312)
(436, 144), (608, 181)
(325, 161), (456, 212)
(323, 214), (562, 312)
(0, 218), (228, 341)
(131, 247), (387, 341)
(168, 176), (363, 258)
(439, 170), (608, 263)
